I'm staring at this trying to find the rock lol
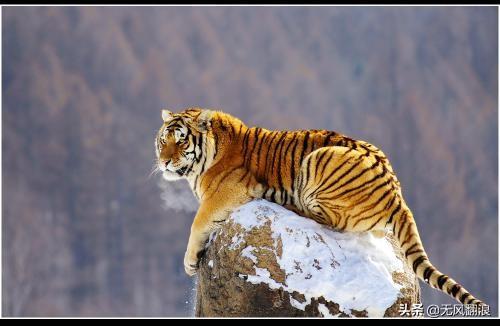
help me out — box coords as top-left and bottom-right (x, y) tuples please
(195, 199), (421, 317)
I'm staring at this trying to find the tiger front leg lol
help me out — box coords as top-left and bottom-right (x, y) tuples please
(183, 186), (254, 276)
(184, 216), (212, 276)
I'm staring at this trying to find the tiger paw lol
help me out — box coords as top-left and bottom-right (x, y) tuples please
(184, 250), (199, 276)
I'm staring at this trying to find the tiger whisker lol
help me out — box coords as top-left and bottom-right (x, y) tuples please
(148, 162), (161, 180)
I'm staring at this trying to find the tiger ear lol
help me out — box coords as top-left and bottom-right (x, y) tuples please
(162, 109), (173, 122)
(196, 110), (212, 132)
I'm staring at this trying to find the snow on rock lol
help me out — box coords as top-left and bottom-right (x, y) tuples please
(196, 199), (421, 317)
(231, 200), (401, 316)
(317, 303), (340, 318)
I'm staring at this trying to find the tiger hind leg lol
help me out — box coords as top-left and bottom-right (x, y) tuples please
(295, 145), (392, 232)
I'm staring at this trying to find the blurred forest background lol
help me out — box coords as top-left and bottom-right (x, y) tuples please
(2, 6), (498, 317)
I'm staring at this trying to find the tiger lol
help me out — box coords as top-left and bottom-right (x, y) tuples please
(154, 107), (485, 307)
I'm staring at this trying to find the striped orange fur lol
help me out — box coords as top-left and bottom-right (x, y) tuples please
(155, 107), (484, 307)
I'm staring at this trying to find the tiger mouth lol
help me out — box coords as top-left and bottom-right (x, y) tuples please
(177, 166), (188, 175)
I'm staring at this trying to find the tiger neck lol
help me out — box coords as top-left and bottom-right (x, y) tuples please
(185, 115), (240, 201)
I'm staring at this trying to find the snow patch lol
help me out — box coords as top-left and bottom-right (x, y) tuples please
(208, 260), (214, 268)
(317, 303), (340, 318)
(228, 199), (404, 318)
(206, 231), (218, 249)
(242, 267), (283, 290)
(241, 246), (258, 263)
(228, 235), (245, 250)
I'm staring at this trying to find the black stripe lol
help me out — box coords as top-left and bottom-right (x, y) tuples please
(395, 208), (407, 241)
(254, 127), (262, 138)
(339, 168), (387, 199)
(451, 284), (462, 297)
(315, 205), (329, 224)
(245, 128), (260, 166)
(400, 233), (416, 248)
(352, 198), (398, 229)
(404, 243), (418, 254)
(315, 150), (328, 176)
(219, 117), (228, 131)
(270, 132), (288, 176)
(290, 133), (305, 191)
(423, 267), (434, 282)
(166, 119), (183, 129)
(263, 131), (280, 180)
(371, 188), (393, 209)
(270, 188), (276, 203)
(466, 297), (476, 305)
(255, 130), (268, 176)
(366, 213), (387, 230)
(328, 158), (381, 194)
(321, 155), (363, 191)
(310, 152), (356, 197)
(275, 138), (288, 192)
(460, 293), (471, 303)
(184, 162), (194, 176)
(229, 122), (236, 136)
(213, 131), (219, 159)
(191, 133), (199, 161)
(437, 275), (449, 289)
(251, 128), (262, 156)
(306, 153), (355, 201)
(405, 248), (424, 258)
(278, 133), (298, 191)
(322, 133), (330, 147)
(360, 144), (372, 157)
(302, 131), (311, 154)
(200, 137), (209, 174)
(387, 200), (401, 226)
(242, 128), (251, 149)
(412, 256), (426, 272)
(283, 191), (289, 205)
(362, 175), (390, 198)
(236, 171), (249, 183)
(337, 212), (349, 231)
(381, 193), (396, 213)
(352, 210), (381, 228)
(318, 148), (334, 177)
(299, 155), (312, 200)
(304, 155), (313, 192)
(241, 128), (252, 161)
(211, 166), (240, 195)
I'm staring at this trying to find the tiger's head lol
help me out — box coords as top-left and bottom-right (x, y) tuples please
(155, 108), (213, 181)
